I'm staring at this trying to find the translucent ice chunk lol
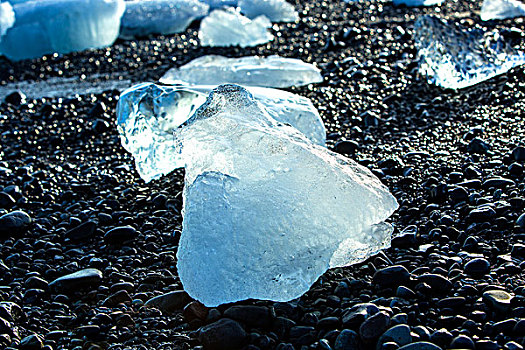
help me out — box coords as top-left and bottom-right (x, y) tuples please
(0, 0), (125, 61)
(393, 0), (444, 6)
(120, 0), (209, 39)
(0, 74), (131, 101)
(200, 0), (238, 8)
(172, 85), (398, 306)
(199, 8), (273, 47)
(238, 0), (298, 22)
(480, 0), (525, 21)
(414, 15), (525, 89)
(160, 55), (323, 88)
(0, 2), (15, 38)
(116, 82), (326, 182)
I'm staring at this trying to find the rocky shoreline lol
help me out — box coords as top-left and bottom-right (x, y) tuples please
(1, 0), (524, 349)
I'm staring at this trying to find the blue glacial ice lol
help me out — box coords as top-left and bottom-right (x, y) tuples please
(393, 0), (445, 6)
(199, 8), (273, 47)
(0, 0), (125, 61)
(172, 85), (398, 306)
(0, 2), (14, 38)
(160, 55), (323, 88)
(238, 0), (298, 22)
(200, 0), (238, 8)
(480, 0), (525, 21)
(414, 15), (525, 89)
(117, 84), (398, 306)
(120, 0), (209, 39)
(116, 82), (326, 182)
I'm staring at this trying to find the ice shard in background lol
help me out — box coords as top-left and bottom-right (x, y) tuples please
(117, 82), (326, 182)
(0, 0), (125, 61)
(0, 74), (131, 101)
(199, 8), (273, 47)
(393, 0), (445, 6)
(414, 15), (525, 89)
(167, 85), (398, 307)
(0, 2), (15, 38)
(160, 55), (323, 88)
(120, 0), (209, 39)
(480, 0), (525, 21)
(238, 0), (298, 22)
(200, 0), (238, 8)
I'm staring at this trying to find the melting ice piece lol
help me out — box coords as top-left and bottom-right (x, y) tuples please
(0, 0), (125, 61)
(160, 55), (323, 88)
(120, 0), (209, 39)
(480, 0), (525, 21)
(116, 82), (326, 182)
(199, 8), (273, 47)
(0, 74), (132, 101)
(238, 0), (298, 22)
(414, 15), (525, 89)
(171, 85), (398, 307)
(200, 0), (238, 8)
(0, 2), (15, 38)
(393, 0), (444, 6)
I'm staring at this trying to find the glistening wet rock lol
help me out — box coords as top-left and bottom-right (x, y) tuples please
(144, 290), (191, 313)
(0, 210), (31, 237)
(198, 318), (247, 350)
(359, 311), (390, 342)
(64, 221), (97, 240)
(372, 265), (410, 288)
(223, 305), (273, 328)
(103, 225), (138, 244)
(49, 268), (103, 293)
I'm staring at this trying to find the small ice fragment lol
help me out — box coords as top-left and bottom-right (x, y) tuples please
(0, 74), (132, 101)
(414, 15), (525, 89)
(198, 8), (273, 47)
(393, 0), (444, 6)
(172, 85), (398, 306)
(394, 0), (444, 6)
(119, 0), (209, 39)
(0, 0), (125, 61)
(0, 2), (15, 38)
(480, 0), (525, 21)
(160, 55), (323, 88)
(116, 82), (326, 182)
(238, 0), (298, 22)
(200, 0), (238, 8)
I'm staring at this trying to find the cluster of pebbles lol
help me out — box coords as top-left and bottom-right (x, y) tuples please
(0, 0), (524, 349)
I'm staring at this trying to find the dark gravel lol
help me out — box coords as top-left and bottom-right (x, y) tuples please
(1, 0), (525, 349)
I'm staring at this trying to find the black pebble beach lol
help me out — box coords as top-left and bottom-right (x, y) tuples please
(1, 0), (525, 349)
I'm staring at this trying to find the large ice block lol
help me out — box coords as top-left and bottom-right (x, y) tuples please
(480, 0), (525, 21)
(414, 15), (525, 89)
(120, 0), (209, 39)
(0, 0), (125, 61)
(0, 2), (14, 38)
(160, 55), (323, 88)
(199, 8), (273, 47)
(172, 85), (398, 306)
(393, 0), (445, 6)
(238, 0), (298, 22)
(116, 82), (326, 182)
